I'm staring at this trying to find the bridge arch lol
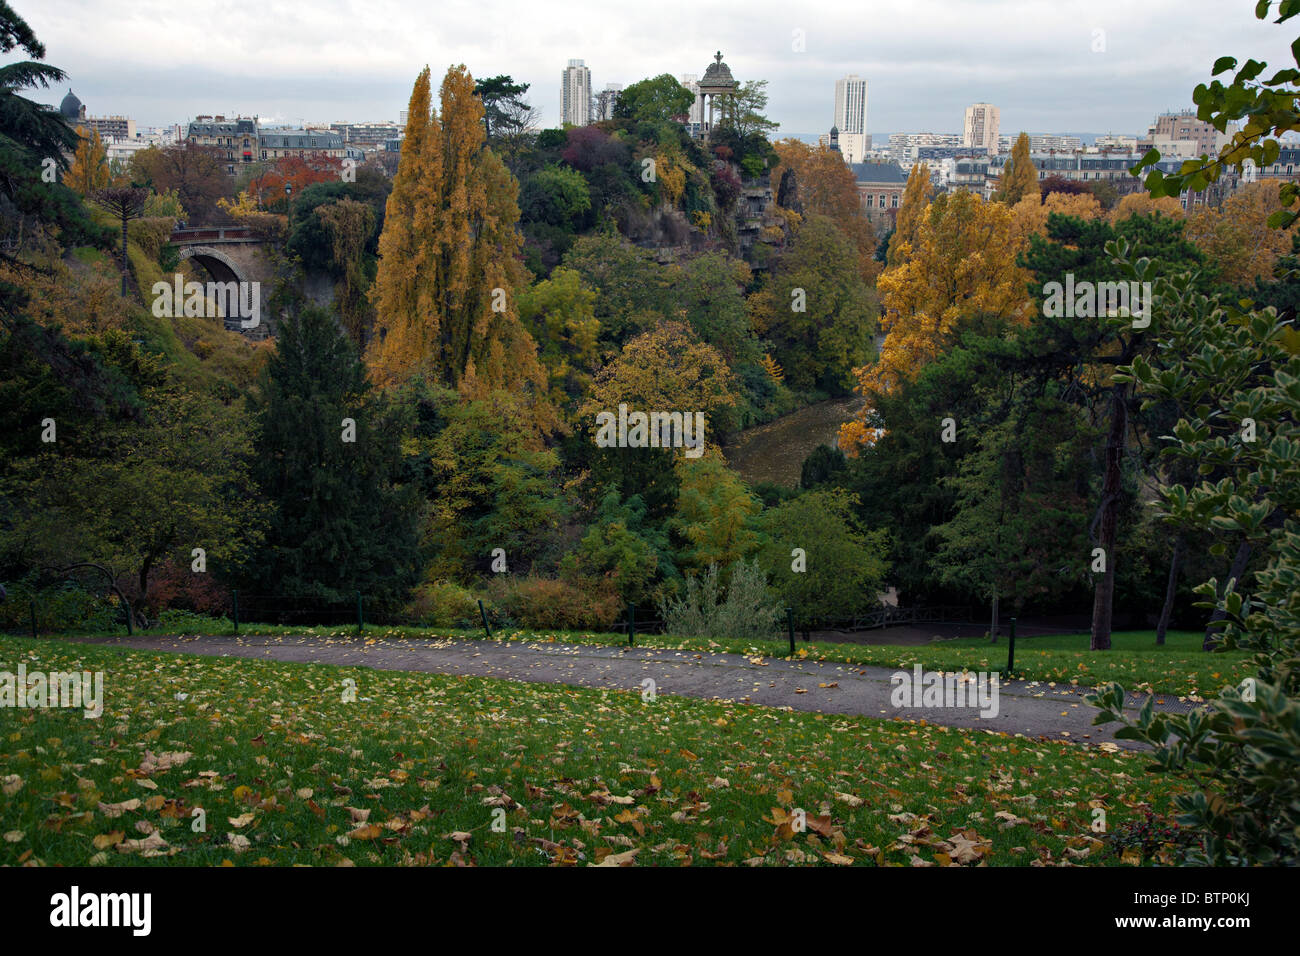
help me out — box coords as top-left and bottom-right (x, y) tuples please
(177, 245), (250, 287)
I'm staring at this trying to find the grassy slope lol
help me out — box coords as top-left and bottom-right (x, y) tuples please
(0, 635), (1188, 867)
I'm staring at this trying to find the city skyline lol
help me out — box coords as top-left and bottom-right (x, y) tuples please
(20, 0), (1296, 137)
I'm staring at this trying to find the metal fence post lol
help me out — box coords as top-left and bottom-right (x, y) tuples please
(786, 607), (795, 656)
(231, 589), (239, 635)
(29, 599), (37, 639)
(478, 599), (492, 638)
(1006, 616), (1017, 677)
(356, 591), (364, 635)
(627, 604), (635, 647)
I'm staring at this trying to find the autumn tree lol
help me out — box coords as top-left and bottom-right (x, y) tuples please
(250, 154), (343, 212)
(1184, 179), (1297, 286)
(579, 321), (735, 523)
(887, 163), (933, 267)
(843, 190), (1029, 451)
(63, 125), (112, 195)
(1010, 189), (1102, 245)
(130, 144), (230, 223)
(772, 138), (876, 280)
(367, 65), (555, 435)
(996, 132), (1039, 205)
(580, 319), (736, 432)
(1110, 192), (1184, 224)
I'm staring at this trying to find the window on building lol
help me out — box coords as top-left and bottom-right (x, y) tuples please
(878, 196), (885, 208)
(891, 194), (899, 208)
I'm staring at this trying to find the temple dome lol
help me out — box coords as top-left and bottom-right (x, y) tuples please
(700, 51), (736, 90)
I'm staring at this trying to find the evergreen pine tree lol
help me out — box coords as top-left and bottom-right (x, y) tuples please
(248, 306), (421, 612)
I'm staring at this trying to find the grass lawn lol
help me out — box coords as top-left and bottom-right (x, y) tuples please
(58, 618), (1254, 698)
(0, 635), (1192, 867)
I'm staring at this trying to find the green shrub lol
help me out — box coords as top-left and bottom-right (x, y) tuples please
(0, 580), (121, 634)
(659, 559), (781, 642)
(403, 580), (484, 628)
(493, 576), (621, 631)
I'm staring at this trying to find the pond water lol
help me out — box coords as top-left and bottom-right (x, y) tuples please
(723, 394), (866, 488)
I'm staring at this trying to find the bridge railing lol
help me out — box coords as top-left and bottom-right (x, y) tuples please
(169, 226), (253, 243)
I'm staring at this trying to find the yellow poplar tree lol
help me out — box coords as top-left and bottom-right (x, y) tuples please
(64, 126), (112, 196)
(368, 65), (555, 434)
(996, 132), (1038, 205)
(887, 162), (933, 267)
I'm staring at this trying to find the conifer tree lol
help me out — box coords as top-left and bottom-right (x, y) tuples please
(248, 305), (421, 610)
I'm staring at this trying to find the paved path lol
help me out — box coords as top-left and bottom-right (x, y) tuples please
(65, 633), (1194, 750)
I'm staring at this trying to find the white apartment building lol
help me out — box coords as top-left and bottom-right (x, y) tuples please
(834, 75), (869, 164)
(963, 103), (1000, 156)
(597, 83), (623, 121)
(562, 59), (592, 127)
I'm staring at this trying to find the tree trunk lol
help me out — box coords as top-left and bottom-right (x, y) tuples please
(120, 214), (129, 297)
(1090, 383), (1129, 651)
(1155, 534), (1184, 646)
(1203, 538), (1252, 651)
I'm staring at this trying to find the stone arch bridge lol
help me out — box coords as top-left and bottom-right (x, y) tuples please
(168, 226), (277, 335)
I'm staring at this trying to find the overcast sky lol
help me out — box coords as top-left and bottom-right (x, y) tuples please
(20, 0), (1297, 138)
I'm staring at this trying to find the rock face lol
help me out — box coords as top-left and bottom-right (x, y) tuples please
(776, 168), (802, 215)
(620, 166), (790, 271)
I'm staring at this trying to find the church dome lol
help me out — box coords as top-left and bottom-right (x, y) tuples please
(59, 89), (83, 119)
